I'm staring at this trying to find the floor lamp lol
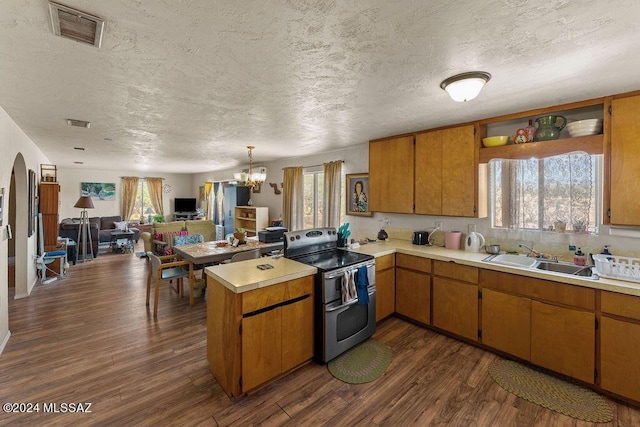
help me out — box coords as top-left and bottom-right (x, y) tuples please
(74, 195), (95, 262)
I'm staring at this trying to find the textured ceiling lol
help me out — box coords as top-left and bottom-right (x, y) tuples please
(1, 0), (639, 173)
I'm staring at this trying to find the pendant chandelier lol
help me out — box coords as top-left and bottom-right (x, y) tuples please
(234, 145), (266, 188)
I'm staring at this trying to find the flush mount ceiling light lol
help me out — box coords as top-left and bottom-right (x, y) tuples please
(440, 71), (491, 102)
(49, 1), (105, 48)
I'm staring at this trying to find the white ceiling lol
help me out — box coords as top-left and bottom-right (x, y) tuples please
(1, 1), (639, 174)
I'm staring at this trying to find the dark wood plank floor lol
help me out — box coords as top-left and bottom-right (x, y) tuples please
(1, 243), (640, 426)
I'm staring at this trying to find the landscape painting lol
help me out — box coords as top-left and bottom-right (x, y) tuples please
(81, 182), (116, 201)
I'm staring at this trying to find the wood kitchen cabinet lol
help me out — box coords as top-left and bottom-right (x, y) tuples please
(432, 260), (479, 341)
(480, 269), (595, 384)
(207, 275), (314, 397)
(369, 135), (414, 214)
(369, 125), (486, 217)
(415, 125), (485, 217)
(531, 300), (595, 384)
(481, 288), (531, 361)
(610, 94), (640, 225)
(600, 291), (640, 401)
(395, 254), (430, 325)
(375, 254), (395, 322)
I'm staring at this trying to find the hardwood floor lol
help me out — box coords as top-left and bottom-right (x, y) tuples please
(1, 244), (640, 426)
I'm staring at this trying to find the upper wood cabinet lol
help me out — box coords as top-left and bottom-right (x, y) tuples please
(610, 94), (640, 225)
(416, 125), (483, 217)
(369, 135), (415, 214)
(369, 125), (486, 217)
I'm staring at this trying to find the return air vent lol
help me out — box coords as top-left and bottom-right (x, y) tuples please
(67, 119), (91, 128)
(48, 1), (105, 48)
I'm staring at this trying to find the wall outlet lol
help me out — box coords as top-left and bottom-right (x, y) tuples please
(568, 245), (576, 251)
(435, 221), (443, 230)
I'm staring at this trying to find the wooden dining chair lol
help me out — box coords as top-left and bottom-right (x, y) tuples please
(230, 248), (261, 263)
(146, 252), (194, 318)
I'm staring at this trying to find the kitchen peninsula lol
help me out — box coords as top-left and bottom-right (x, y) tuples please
(205, 257), (316, 397)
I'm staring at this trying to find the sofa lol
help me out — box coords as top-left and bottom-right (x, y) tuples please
(59, 218), (100, 257)
(141, 220), (216, 254)
(97, 216), (141, 243)
(59, 216), (141, 257)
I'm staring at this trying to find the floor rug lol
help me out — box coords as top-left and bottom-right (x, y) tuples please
(489, 359), (613, 423)
(327, 339), (392, 384)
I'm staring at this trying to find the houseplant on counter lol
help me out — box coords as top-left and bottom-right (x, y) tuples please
(233, 228), (246, 242)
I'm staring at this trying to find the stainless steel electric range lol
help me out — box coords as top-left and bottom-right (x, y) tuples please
(284, 227), (376, 363)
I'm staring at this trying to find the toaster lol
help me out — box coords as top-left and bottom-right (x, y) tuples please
(412, 230), (430, 245)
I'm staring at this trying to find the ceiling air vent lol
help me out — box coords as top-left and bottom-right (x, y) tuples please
(48, 1), (105, 48)
(67, 119), (91, 128)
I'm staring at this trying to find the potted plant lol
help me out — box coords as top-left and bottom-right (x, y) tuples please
(233, 227), (246, 242)
(573, 220), (587, 234)
(152, 214), (165, 223)
(553, 220), (566, 233)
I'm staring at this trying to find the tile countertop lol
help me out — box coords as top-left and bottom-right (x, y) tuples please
(204, 256), (317, 294)
(349, 239), (640, 297)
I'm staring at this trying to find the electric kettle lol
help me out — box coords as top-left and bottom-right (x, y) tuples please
(465, 231), (485, 253)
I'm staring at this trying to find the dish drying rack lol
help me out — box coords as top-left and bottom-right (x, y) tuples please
(593, 254), (640, 284)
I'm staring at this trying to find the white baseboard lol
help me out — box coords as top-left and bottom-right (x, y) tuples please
(14, 292), (29, 299)
(0, 330), (11, 356)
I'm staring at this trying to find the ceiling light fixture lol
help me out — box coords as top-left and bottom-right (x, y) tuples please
(234, 146), (266, 189)
(440, 71), (491, 102)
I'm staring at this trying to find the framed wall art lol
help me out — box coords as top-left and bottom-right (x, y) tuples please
(346, 173), (372, 217)
(81, 182), (116, 200)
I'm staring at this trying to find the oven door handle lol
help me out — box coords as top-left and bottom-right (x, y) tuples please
(326, 299), (359, 313)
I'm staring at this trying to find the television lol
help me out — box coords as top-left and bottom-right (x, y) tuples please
(174, 198), (197, 213)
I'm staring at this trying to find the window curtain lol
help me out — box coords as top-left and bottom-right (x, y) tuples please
(216, 183), (224, 224)
(146, 178), (164, 217)
(283, 166), (304, 231)
(204, 181), (213, 220)
(322, 161), (342, 228)
(120, 176), (139, 221)
(498, 153), (594, 230)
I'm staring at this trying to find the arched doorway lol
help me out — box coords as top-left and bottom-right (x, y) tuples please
(10, 154), (28, 299)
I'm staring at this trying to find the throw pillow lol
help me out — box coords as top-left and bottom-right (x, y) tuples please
(114, 221), (128, 230)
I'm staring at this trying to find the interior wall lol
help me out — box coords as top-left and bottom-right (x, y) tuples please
(0, 105), (51, 353)
(57, 169), (195, 221)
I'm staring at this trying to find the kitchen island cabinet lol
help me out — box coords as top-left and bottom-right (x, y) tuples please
(205, 258), (316, 397)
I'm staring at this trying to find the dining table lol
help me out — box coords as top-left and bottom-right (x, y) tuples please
(172, 238), (284, 266)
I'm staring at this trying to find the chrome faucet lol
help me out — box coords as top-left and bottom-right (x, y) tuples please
(518, 243), (538, 258)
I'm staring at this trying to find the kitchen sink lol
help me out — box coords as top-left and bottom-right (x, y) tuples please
(483, 254), (595, 278)
(535, 261), (593, 277)
(483, 254), (538, 268)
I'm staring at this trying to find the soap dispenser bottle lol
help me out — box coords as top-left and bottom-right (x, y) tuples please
(601, 245), (612, 255)
(574, 247), (587, 266)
